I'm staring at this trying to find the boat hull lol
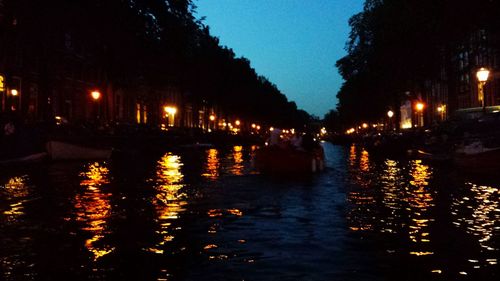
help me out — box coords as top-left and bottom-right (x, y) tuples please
(454, 148), (500, 175)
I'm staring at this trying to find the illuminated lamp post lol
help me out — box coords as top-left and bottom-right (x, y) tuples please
(415, 102), (425, 127)
(90, 90), (101, 121)
(437, 105), (446, 121)
(476, 67), (490, 113)
(387, 110), (394, 131)
(209, 114), (216, 130)
(9, 89), (19, 111)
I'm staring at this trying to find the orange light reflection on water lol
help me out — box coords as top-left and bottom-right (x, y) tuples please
(379, 159), (404, 234)
(75, 162), (114, 261)
(1, 176), (30, 222)
(359, 149), (370, 172)
(407, 160), (434, 256)
(148, 153), (187, 254)
(229, 146), (244, 176)
(202, 149), (220, 180)
(347, 145), (375, 232)
(452, 182), (499, 253)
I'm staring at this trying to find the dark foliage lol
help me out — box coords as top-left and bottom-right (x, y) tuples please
(334, 0), (500, 126)
(0, 0), (311, 128)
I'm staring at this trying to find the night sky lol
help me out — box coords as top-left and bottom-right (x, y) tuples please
(195, 0), (365, 117)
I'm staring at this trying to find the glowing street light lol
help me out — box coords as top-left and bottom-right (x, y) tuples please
(476, 67), (490, 112)
(437, 105), (446, 121)
(90, 90), (102, 120)
(415, 102), (425, 127)
(10, 89), (18, 96)
(387, 110), (394, 131)
(235, 120), (241, 126)
(90, 90), (101, 101)
(476, 67), (490, 83)
(163, 106), (177, 127)
(209, 114), (216, 121)
(164, 106), (177, 115)
(415, 102), (425, 111)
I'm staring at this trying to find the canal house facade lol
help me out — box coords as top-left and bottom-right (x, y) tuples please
(0, 10), (223, 132)
(399, 29), (500, 129)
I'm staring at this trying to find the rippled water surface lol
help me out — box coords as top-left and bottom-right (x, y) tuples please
(0, 143), (498, 280)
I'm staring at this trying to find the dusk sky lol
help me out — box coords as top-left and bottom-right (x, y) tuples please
(195, 0), (365, 117)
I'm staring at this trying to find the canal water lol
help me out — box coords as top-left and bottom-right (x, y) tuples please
(0, 143), (498, 280)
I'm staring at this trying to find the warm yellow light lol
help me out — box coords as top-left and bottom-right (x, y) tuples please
(209, 115), (216, 121)
(164, 106), (177, 115)
(437, 106), (443, 112)
(91, 90), (100, 100)
(235, 120), (241, 126)
(362, 123), (368, 129)
(476, 67), (490, 82)
(269, 127), (274, 132)
(251, 123), (256, 128)
(416, 102), (425, 111)
(256, 125), (261, 130)
(0, 75), (5, 91)
(387, 110), (394, 118)
(10, 89), (18, 96)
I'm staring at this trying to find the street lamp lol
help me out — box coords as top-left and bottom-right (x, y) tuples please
(415, 102), (424, 111)
(387, 110), (394, 131)
(476, 67), (490, 112)
(91, 90), (101, 101)
(90, 90), (101, 121)
(209, 114), (216, 131)
(437, 105), (446, 121)
(8, 89), (19, 111)
(415, 102), (425, 127)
